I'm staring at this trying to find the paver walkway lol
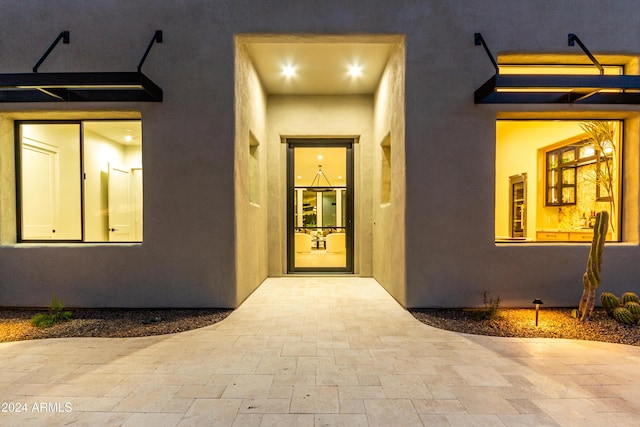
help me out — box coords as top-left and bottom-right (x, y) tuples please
(1, 277), (640, 426)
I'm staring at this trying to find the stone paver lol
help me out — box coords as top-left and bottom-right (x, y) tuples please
(1, 277), (639, 426)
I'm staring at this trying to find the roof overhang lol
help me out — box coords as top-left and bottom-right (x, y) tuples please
(0, 71), (162, 102)
(474, 74), (640, 104)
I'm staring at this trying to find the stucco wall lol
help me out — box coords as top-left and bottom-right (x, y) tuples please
(0, 2), (238, 307)
(234, 42), (269, 305)
(403, 1), (640, 308)
(266, 96), (374, 276)
(372, 42), (406, 305)
(1, 0), (640, 308)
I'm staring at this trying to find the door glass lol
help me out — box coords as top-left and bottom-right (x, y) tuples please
(293, 146), (347, 269)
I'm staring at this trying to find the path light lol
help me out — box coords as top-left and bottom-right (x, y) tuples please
(532, 298), (544, 326)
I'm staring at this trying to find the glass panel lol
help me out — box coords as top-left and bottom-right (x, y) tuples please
(579, 144), (595, 159)
(496, 119), (622, 242)
(562, 187), (575, 204)
(302, 190), (317, 228)
(83, 121), (143, 242)
(20, 124), (81, 240)
(562, 168), (575, 184)
(293, 146), (346, 269)
(322, 191), (337, 227)
(561, 149), (575, 164)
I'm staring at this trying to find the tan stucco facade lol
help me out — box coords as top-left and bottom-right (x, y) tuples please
(2, 1), (640, 309)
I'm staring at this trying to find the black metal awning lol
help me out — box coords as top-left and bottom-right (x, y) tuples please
(474, 74), (640, 104)
(473, 33), (640, 104)
(0, 31), (163, 102)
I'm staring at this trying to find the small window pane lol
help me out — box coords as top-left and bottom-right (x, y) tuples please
(20, 124), (81, 240)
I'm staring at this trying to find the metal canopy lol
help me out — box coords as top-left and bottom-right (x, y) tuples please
(473, 33), (640, 104)
(0, 31), (163, 102)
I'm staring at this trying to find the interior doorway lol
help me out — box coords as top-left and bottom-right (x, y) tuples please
(509, 173), (526, 238)
(287, 139), (354, 273)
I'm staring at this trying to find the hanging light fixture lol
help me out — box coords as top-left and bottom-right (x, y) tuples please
(306, 164), (333, 192)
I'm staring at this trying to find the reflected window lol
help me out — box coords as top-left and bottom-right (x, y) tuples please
(18, 120), (143, 242)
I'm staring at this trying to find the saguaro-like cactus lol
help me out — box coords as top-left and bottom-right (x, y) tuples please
(578, 211), (609, 322)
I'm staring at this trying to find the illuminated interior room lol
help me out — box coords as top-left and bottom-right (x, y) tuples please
(496, 119), (621, 242)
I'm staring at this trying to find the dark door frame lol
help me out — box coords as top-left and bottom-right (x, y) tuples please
(286, 138), (354, 273)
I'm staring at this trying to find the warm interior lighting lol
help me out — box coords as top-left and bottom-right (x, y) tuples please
(348, 64), (363, 77)
(282, 64), (296, 78)
(496, 64), (624, 93)
(124, 135), (133, 143)
(317, 155), (323, 160)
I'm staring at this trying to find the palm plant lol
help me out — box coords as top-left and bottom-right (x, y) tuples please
(579, 121), (616, 232)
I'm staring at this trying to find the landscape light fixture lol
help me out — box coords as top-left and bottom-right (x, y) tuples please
(532, 298), (544, 326)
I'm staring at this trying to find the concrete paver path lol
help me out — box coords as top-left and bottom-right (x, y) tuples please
(1, 277), (640, 426)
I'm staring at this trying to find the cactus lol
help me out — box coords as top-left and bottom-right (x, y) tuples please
(624, 302), (640, 321)
(613, 307), (635, 325)
(622, 292), (639, 304)
(578, 211), (609, 321)
(600, 292), (620, 316)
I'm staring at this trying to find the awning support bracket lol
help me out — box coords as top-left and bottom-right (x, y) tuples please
(137, 31), (163, 73)
(474, 33), (499, 74)
(32, 31), (69, 73)
(568, 33), (604, 75)
(473, 32), (640, 104)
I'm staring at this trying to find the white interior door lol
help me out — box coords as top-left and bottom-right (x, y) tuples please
(22, 139), (58, 239)
(108, 163), (133, 241)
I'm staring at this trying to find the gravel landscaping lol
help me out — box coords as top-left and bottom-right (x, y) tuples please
(410, 307), (640, 346)
(0, 308), (232, 343)
(1, 306), (639, 347)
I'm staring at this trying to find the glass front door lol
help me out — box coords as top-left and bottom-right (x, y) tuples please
(287, 139), (353, 272)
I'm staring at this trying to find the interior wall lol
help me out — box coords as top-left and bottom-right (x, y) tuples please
(83, 130), (125, 241)
(235, 41), (269, 305)
(266, 95), (374, 276)
(372, 42), (406, 305)
(495, 121), (585, 238)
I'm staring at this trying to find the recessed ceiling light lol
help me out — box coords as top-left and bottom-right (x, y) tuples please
(338, 175), (343, 180)
(124, 135), (133, 143)
(297, 175), (302, 179)
(348, 64), (363, 77)
(317, 155), (323, 160)
(282, 64), (296, 78)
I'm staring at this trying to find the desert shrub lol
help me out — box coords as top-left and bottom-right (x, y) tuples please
(474, 291), (502, 320)
(30, 294), (72, 328)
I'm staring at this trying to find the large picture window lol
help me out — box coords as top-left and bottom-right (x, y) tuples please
(18, 120), (143, 242)
(496, 119), (621, 243)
